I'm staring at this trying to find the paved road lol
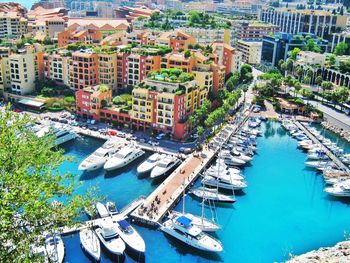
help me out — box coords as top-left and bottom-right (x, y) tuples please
(306, 100), (350, 131)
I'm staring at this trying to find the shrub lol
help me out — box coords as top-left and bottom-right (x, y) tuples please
(64, 96), (75, 104)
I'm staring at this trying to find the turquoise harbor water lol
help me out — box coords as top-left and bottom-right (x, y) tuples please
(60, 121), (350, 262)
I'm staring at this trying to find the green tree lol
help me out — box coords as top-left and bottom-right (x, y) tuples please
(42, 36), (53, 45)
(327, 54), (337, 67)
(321, 81), (333, 102)
(240, 64), (252, 76)
(334, 42), (348, 56)
(289, 48), (301, 60)
(197, 126), (204, 137)
(315, 75), (323, 92)
(332, 86), (349, 108)
(295, 66), (304, 81)
(0, 107), (94, 262)
(301, 88), (313, 99)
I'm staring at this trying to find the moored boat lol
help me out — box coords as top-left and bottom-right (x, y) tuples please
(95, 218), (126, 256)
(104, 146), (145, 171)
(137, 153), (165, 174)
(160, 215), (223, 252)
(45, 233), (65, 263)
(190, 187), (235, 203)
(80, 228), (101, 261)
(150, 155), (180, 179)
(114, 218), (146, 254)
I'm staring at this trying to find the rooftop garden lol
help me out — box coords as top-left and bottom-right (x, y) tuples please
(120, 44), (172, 56)
(111, 93), (132, 114)
(97, 84), (109, 93)
(147, 69), (194, 83)
(93, 45), (118, 54)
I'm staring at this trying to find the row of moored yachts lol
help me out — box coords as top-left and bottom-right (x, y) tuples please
(33, 201), (145, 262)
(282, 120), (350, 197)
(79, 139), (181, 179)
(158, 118), (263, 253)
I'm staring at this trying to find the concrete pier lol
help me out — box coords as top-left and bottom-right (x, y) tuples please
(295, 121), (349, 172)
(130, 108), (252, 227)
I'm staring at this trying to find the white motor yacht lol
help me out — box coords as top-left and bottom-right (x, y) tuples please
(80, 228), (101, 261)
(114, 218), (146, 254)
(307, 151), (328, 160)
(190, 187), (235, 203)
(96, 202), (109, 218)
(150, 155), (180, 179)
(106, 201), (119, 216)
(95, 218), (126, 256)
(170, 210), (220, 232)
(340, 154), (350, 165)
(305, 161), (329, 169)
(104, 146), (145, 171)
(224, 156), (246, 166)
(78, 140), (121, 171)
(205, 168), (244, 183)
(45, 233), (65, 263)
(202, 175), (247, 191)
(160, 215), (223, 252)
(53, 127), (78, 146)
(137, 153), (165, 174)
(35, 123), (77, 146)
(324, 177), (350, 185)
(230, 149), (252, 162)
(324, 181), (350, 197)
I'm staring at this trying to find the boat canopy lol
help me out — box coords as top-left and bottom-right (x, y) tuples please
(176, 216), (192, 227)
(117, 219), (130, 229)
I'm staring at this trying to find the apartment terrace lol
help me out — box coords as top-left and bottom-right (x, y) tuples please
(120, 45), (172, 56)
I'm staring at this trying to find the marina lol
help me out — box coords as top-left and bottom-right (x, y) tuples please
(129, 109), (251, 226)
(59, 120), (350, 263)
(294, 121), (350, 172)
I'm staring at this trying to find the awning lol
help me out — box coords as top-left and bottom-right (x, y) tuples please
(117, 219), (130, 229)
(18, 99), (45, 108)
(176, 216), (192, 227)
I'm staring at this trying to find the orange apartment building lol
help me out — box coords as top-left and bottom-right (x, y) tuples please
(57, 28), (103, 47)
(70, 51), (99, 90)
(169, 31), (196, 53)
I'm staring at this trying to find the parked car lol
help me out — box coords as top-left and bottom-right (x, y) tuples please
(107, 130), (118, 136)
(179, 147), (194, 154)
(117, 132), (126, 138)
(156, 133), (166, 140)
(190, 133), (199, 139)
(148, 140), (159, 146)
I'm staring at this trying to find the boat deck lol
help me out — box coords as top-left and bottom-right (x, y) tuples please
(60, 196), (146, 235)
(295, 121), (349, 173)
(130, 108), (252, 227)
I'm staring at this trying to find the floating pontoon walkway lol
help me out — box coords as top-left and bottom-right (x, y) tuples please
(295, 121), (349, 173)
(60, 196), (146, 235)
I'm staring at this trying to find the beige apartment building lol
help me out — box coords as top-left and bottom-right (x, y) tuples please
(236, 40), (262, 65)
(0, 11), (28, 38)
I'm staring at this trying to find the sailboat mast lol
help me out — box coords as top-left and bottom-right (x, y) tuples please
(182, 179), (185, 214)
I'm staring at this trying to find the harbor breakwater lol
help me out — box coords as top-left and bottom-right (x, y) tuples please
(287, 241), (350, 263)
(321, 121), (350, 142)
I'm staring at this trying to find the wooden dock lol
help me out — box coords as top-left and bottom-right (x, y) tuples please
(60, 196), (145, 235)
(130, 108), (252, 227)
(295, 121), (349, 172)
